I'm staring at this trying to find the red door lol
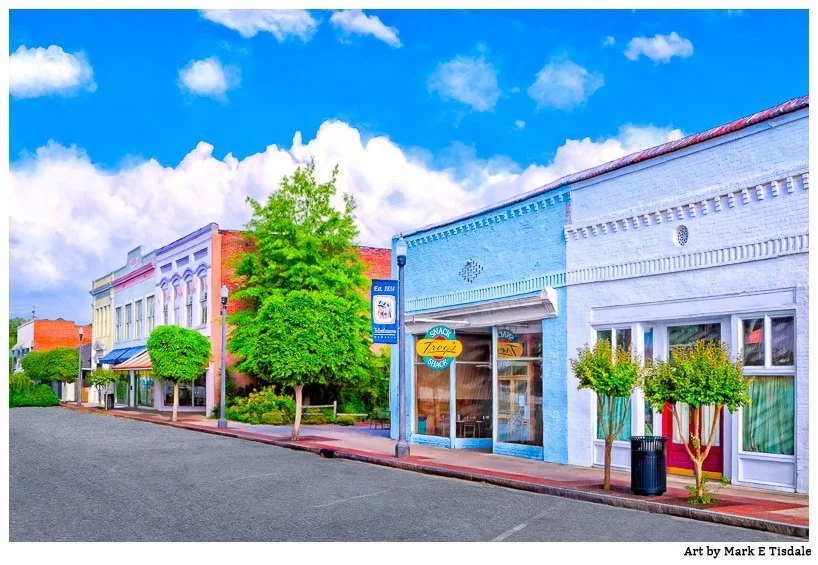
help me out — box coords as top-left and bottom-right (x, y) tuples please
(662, 403), (724, 477)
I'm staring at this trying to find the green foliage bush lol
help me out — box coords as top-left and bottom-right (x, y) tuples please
(9, 372), (34, 392)
(335, 414), (356, 426)
(301, 413), (329, 425)
(10, 384), (60, 407)
(225, 387), (295, 425)
(260, 410), (286, 425)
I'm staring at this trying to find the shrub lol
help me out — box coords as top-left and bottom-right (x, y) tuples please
(301, 413), (329, 425)
(260, 410), (286, 425)
(225, 387), (295, 425)
(9, 372), (34, 392)
(10, 384), (60, 407)
(335, 414), (356, 426)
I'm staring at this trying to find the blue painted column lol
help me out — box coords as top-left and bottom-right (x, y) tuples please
(542, 286), (568, 463)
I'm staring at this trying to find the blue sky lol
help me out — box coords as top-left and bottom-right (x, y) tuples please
(8, 9), (809, 323)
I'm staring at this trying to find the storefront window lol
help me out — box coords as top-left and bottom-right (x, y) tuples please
(454, 333), (492, 439)
(137, 371), (154, 407)
(643, 328), (654, 435)
(496, 327), (542, 446)
(415, 346), (450, 437)
(164, 376), (206, 408)
(742, 318), (764, 366)
(741, 315), (795, 455)
(115, 375), (130, 406)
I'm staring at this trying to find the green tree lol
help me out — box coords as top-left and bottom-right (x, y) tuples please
(147, 325), (211, 422)
(228, 163), (375, 440)
(20, 348), (79, 384)
(87, 369), (119, 410)
(571, 338), (643, 491)
(644, 340), (750, 502)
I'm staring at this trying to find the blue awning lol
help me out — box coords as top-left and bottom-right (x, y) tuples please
(99, 346), (146, 365)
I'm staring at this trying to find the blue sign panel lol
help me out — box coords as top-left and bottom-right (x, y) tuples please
(371, 279), (399, 344)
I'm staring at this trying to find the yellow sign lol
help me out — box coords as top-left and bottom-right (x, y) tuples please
(416, 338), (463, 358)
(498, 342), (523, 359)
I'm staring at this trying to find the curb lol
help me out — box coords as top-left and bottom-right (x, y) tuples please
(60, 405), (809, 539)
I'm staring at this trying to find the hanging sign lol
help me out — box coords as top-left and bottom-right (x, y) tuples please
(416, 325), (462, 371)
(371, 279), (399, 344)
(497, 329), (523, 359)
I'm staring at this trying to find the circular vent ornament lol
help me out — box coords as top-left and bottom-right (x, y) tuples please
(676, 225), (689, 247)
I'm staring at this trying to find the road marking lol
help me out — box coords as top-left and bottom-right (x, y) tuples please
(491, 507), (555, 542)
(311, 488), (392, 508)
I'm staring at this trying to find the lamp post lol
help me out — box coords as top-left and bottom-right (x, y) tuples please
(217, 284), (229, 429)
(76, 327), (83, 406)
(395, 237), (410, 458)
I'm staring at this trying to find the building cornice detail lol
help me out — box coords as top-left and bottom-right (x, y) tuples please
(564, 171), (808, 241)
(407, 232), (808, 313)
(405, 191), (569, 249)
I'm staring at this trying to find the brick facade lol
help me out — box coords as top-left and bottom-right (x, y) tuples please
(32, 320), (92, 351)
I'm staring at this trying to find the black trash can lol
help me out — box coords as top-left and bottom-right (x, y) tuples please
(106, 393), (115, 410)
(630, 436), (668, 496)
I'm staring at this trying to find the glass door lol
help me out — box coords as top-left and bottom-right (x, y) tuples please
(496, 326), (543, 447)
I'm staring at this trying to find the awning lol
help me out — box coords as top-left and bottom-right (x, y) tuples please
(99, 346), (146, 366)
(115, 349), (152, 371)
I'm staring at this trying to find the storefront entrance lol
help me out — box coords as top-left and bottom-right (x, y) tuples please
(663, 404), (724, 477)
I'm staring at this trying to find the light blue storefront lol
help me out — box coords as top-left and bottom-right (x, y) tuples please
(389, 189), (569, 463)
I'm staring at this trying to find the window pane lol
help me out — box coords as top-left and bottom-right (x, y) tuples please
(455, 334), (492, 439)
(596, 396), (631, 441)
(668, 323), (721, 347)
(742, 376), (794, 455)
(742, 318), (764, 366)
(616, 328), (632, 352)
(644, 400), (653, 435)
(596, 330), (612, 344)
(700, 404), (720, 447)
(672, 403), (689, 443)
(415, 339), (450, 437)
(496, 328), (543, 446)
(771, 317), (795, 366)
(643, 328), (654, 363)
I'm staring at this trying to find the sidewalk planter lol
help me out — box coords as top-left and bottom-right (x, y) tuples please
(630, 436), (668, 496)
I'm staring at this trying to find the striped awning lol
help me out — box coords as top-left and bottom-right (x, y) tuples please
(114, 349), (152, 371)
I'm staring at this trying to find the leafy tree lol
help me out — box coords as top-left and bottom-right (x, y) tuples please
(87, 369), (119, 410)
(644, 340), (751, 503)
(20, 348), (78, 383)
(147, 325), (211, 422)
(571, 338), (643, 491)
(228, 163), (375, 440)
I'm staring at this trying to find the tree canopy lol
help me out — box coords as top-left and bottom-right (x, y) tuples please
(228, 162), (375, 439)
(21, 347), (79, 383)
(86, 369), (119, 409)
(147, 325), (211, 384)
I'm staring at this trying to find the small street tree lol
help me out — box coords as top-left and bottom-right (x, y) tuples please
(228, 162), (375, 440)
(21, 348), (78, 384)
(147, 325), (211, 422)
(87, 369), (119, 410)
(571, 338), (643, 491)
(643, 340), (751, 503)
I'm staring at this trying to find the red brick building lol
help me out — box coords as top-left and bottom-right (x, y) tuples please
(11, 318), (91, 373)
(211, 230), (391, 391)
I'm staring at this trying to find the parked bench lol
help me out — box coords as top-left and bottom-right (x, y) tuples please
(370, 409), (391, 429)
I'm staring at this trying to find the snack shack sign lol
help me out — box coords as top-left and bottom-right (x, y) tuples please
(416, 325), (462, 370)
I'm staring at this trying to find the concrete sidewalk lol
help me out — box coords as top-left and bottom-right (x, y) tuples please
(63, 403), (809, 539)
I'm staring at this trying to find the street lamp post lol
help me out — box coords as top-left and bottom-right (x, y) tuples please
(217, 284), (229, 429)
(76, 327), (83, 406)
(395, 237), (410, 458)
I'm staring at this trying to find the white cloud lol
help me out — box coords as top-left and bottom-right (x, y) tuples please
(428, 55), (501, 112)
(10, 120), (684, 323)
(625, 32), (694, 63)
(178, 57), (240, 98)
(603, 35), (616, 46)
(9, 45), (96, 99)
(200, 9), (317, 42)
(329, 10), (401, 47)
(527, 56), (604, 111)
(510, 86), (521, 93)
(514, 120), (526, 131)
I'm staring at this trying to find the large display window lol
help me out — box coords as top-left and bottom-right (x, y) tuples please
(496, 327), (543, 446)
(454, 333), (492, 439)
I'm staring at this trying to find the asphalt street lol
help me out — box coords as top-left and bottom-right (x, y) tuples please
(9, 407), (799, 542)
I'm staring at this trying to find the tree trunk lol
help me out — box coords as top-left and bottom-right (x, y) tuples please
(172, 382), (179, 422)
(693, 459), (704, 499)
(292, 384), (303, 441)
(603, 439), (613, 491)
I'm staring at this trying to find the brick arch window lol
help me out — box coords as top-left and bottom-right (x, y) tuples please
(198, 270), (208, 326)
(185, 276), (194, 328)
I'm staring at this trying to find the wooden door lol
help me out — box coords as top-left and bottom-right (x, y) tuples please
(663, 403), (723, 476)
